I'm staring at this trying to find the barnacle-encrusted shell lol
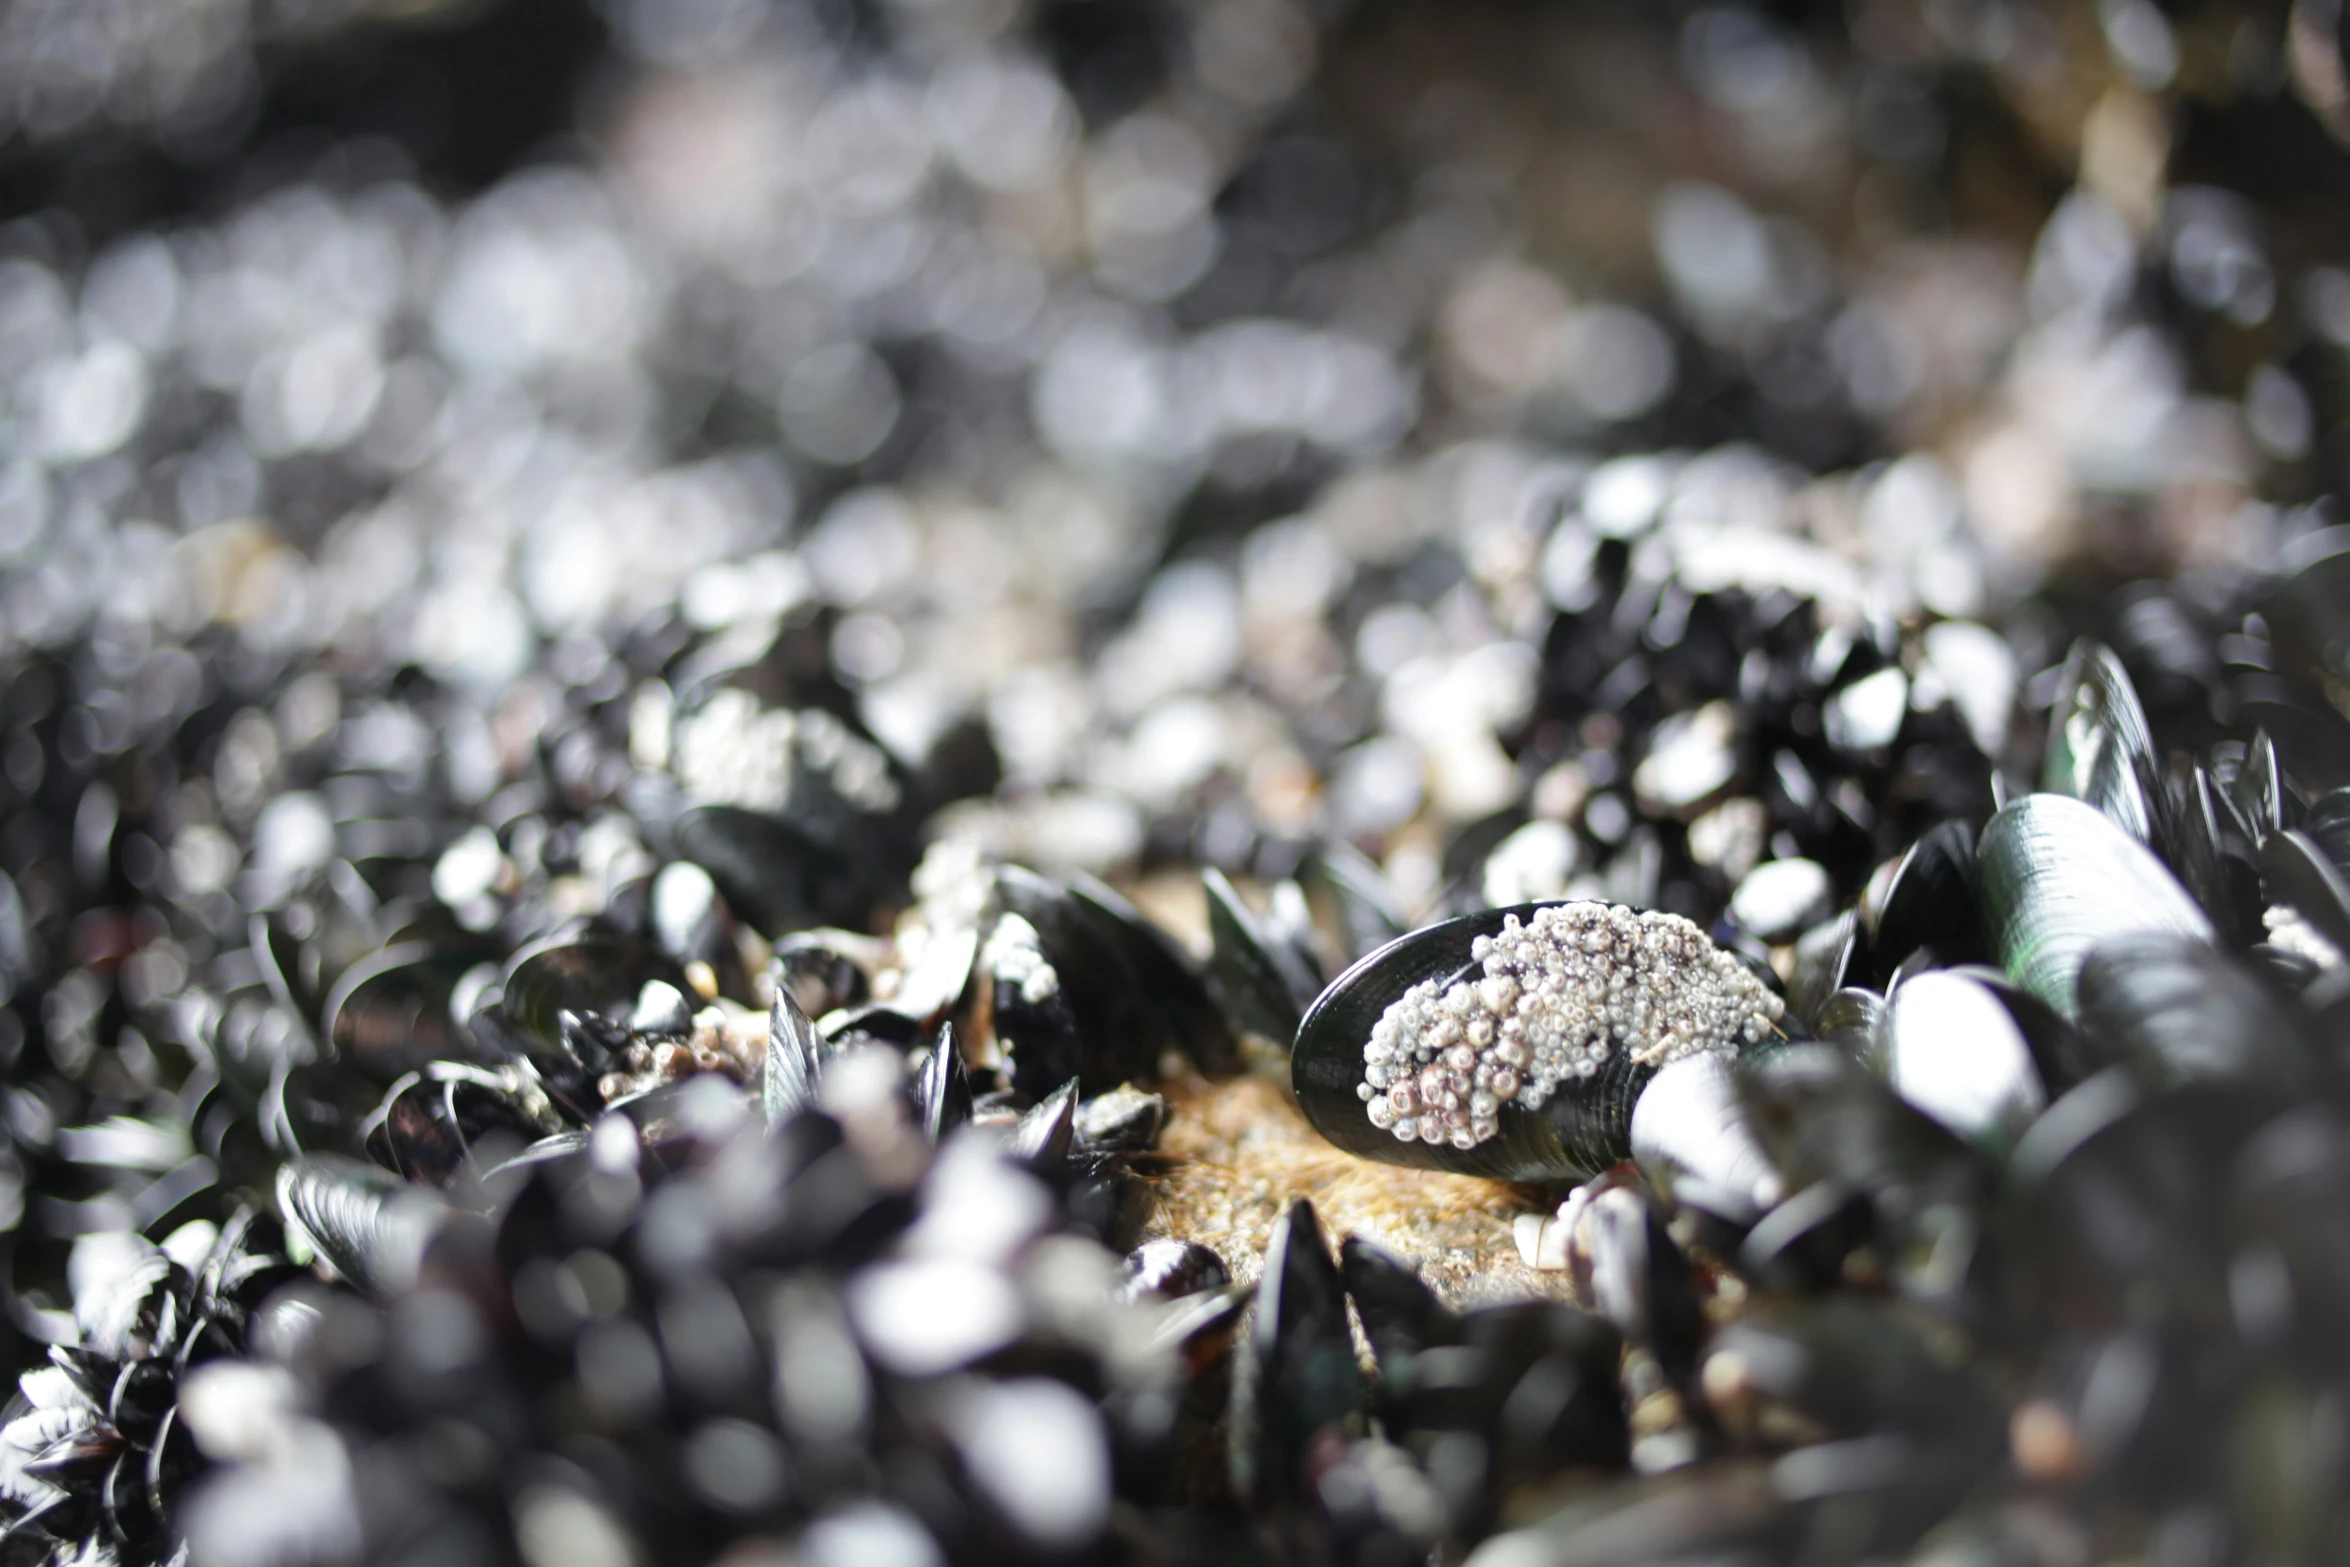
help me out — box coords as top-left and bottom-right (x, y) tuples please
(1355, 903), (1782, 1151)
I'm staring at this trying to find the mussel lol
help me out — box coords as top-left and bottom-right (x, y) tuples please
(1976, 794), (2213, 1018)
(1293, 900), (1783, 1182)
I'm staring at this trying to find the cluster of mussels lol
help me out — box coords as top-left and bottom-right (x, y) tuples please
(12, 0), (2350, 1564)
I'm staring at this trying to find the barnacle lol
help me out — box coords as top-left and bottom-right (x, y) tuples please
(1359, 904), (1782, 1149)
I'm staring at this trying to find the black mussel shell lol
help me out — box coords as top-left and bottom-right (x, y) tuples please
(2265, 525), (2350, 689)
(1228, 1199), (1362, 1509)
(1977, 794), (2213, 1018)
(323, 940), (498, 1082)
(477, 1131), (592, 1192)
(1295, 902), (1678, 1182)
(2228, 1106), (2350, 1376)
(1298, 841), (1409, 967)
(1405, 1299), (1630, 1527)
(1736, 1045), (1994, 1315)
(975, 867), (1233, 1095)
(770, 929), (878, 1018)
(2261, 828), (2350, 958)
(265, 1055), (389, 1158)
(1002, 1078), (1079, 1167)
(249, 908), (322, 1040)
(1071, 1083), (1166, 1154)
(1785, 910), (1861, 1032)
(2305, 786), (2350, 869)
(1119, 1239), (1230, 1303)
(501, 933), (694, 1053)
(763, 986), (823, 1126)
(1065, 872), (1239, 1076)
(1861, 820), (1981, 985)
(1702, 1301), (1999, 1547)
(1629, 1052), (1784, 1228)
(1337, 1237), (1454, 1398)
(1202, 867), (1322, 1049)
(362, 1064), (548, 1186)
(1872, 970), (2048, 1152)
(1709, 1297), (1999, 1451)
(2042, 639), (2164, 847)
(2006, 1069), (2286, 1340)
(275, 1156), (450, 1299)
(644, 859), (747, 994)
(1813, 987), (1883, 1057)
(2075, 934), (2323, 1093)
(911, 1023), (974, 1143)
(2235, 728), (2288, 842)
(2181, 764), (2268, 947)
(1573, 1183), (1706, 1381)
(1931, 965), (2097, 1097)
(669, 802), (901, 937)
(2233, 671), (2350, 795)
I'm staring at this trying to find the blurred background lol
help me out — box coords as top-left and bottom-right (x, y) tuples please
(5, 0), (2348, 893)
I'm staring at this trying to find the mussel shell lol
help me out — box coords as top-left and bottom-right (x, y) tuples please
(1934, 965), (2097, 1097)
(1337, 1236), (1456, 1397)
(1065, 871), (1239, 1076)
(2303, 786), (2350, 871)
(1202, 867), (1320, 1048)
(2228, 1106), (2350, 1374)
(1812, 987), (1884, 1058)
(501, 932), (694, 1053)
(1735, 1043), (1994, 1314)
(248, 909), (322, 1042)
(2182, 764), (2268, 947)
(1861, 821), (1981, 985)
(763, 988), (823, 1126)
(2261, 829), (2350, 957)
(1002, 1078), (1079, 1167)
(275, 1156), (449, 1299)
(911, 1024), (974, 1143)
(2235, 728), (2287, 843)
(1629, 1052), (1783, 1227)
(982, 868), (1234, 1092)
(1707, 1297), (1998, 1449)
(2264, 524), (2350, 687)
(2074, 934), (2321, 1093)
(2232, 671), (2350, 794)
(1578, 1185), (1706, 1381)
(2041, 640), (2163, 847)
(2005, 1069), (2284, 1336)
(770, 930), (877, 1018)
(1119, 1239), (1231, 1304)
(323, 941), (497, 1081)
(1976, 794), (2213, 1018)
(266, 1056), (387, 1158)
(1298, 841), (1409, 967)
(1228, 1199), (1363, 1508)
(1784, 909), (1861, 1033)
(1293, 902), (1658, 1182)
(671, 803), (889, 937)
(362, 1064), (547, 1186)
(1874, 970), (2048, 1152)
(1406, 1299), (1629, 1515)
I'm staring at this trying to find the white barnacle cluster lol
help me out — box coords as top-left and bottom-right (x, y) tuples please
(982, 913), (1062, 1005)
(672, 689), (903, 816)
(1357, 902), (1783, 1150)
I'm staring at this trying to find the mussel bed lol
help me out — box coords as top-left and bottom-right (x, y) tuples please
(10, 2), (2350, 1565)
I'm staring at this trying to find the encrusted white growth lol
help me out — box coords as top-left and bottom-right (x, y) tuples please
(672, 688), (902, 815)
(982, 913), (1061, 1004)
(1356, 902), (1782, 1151)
